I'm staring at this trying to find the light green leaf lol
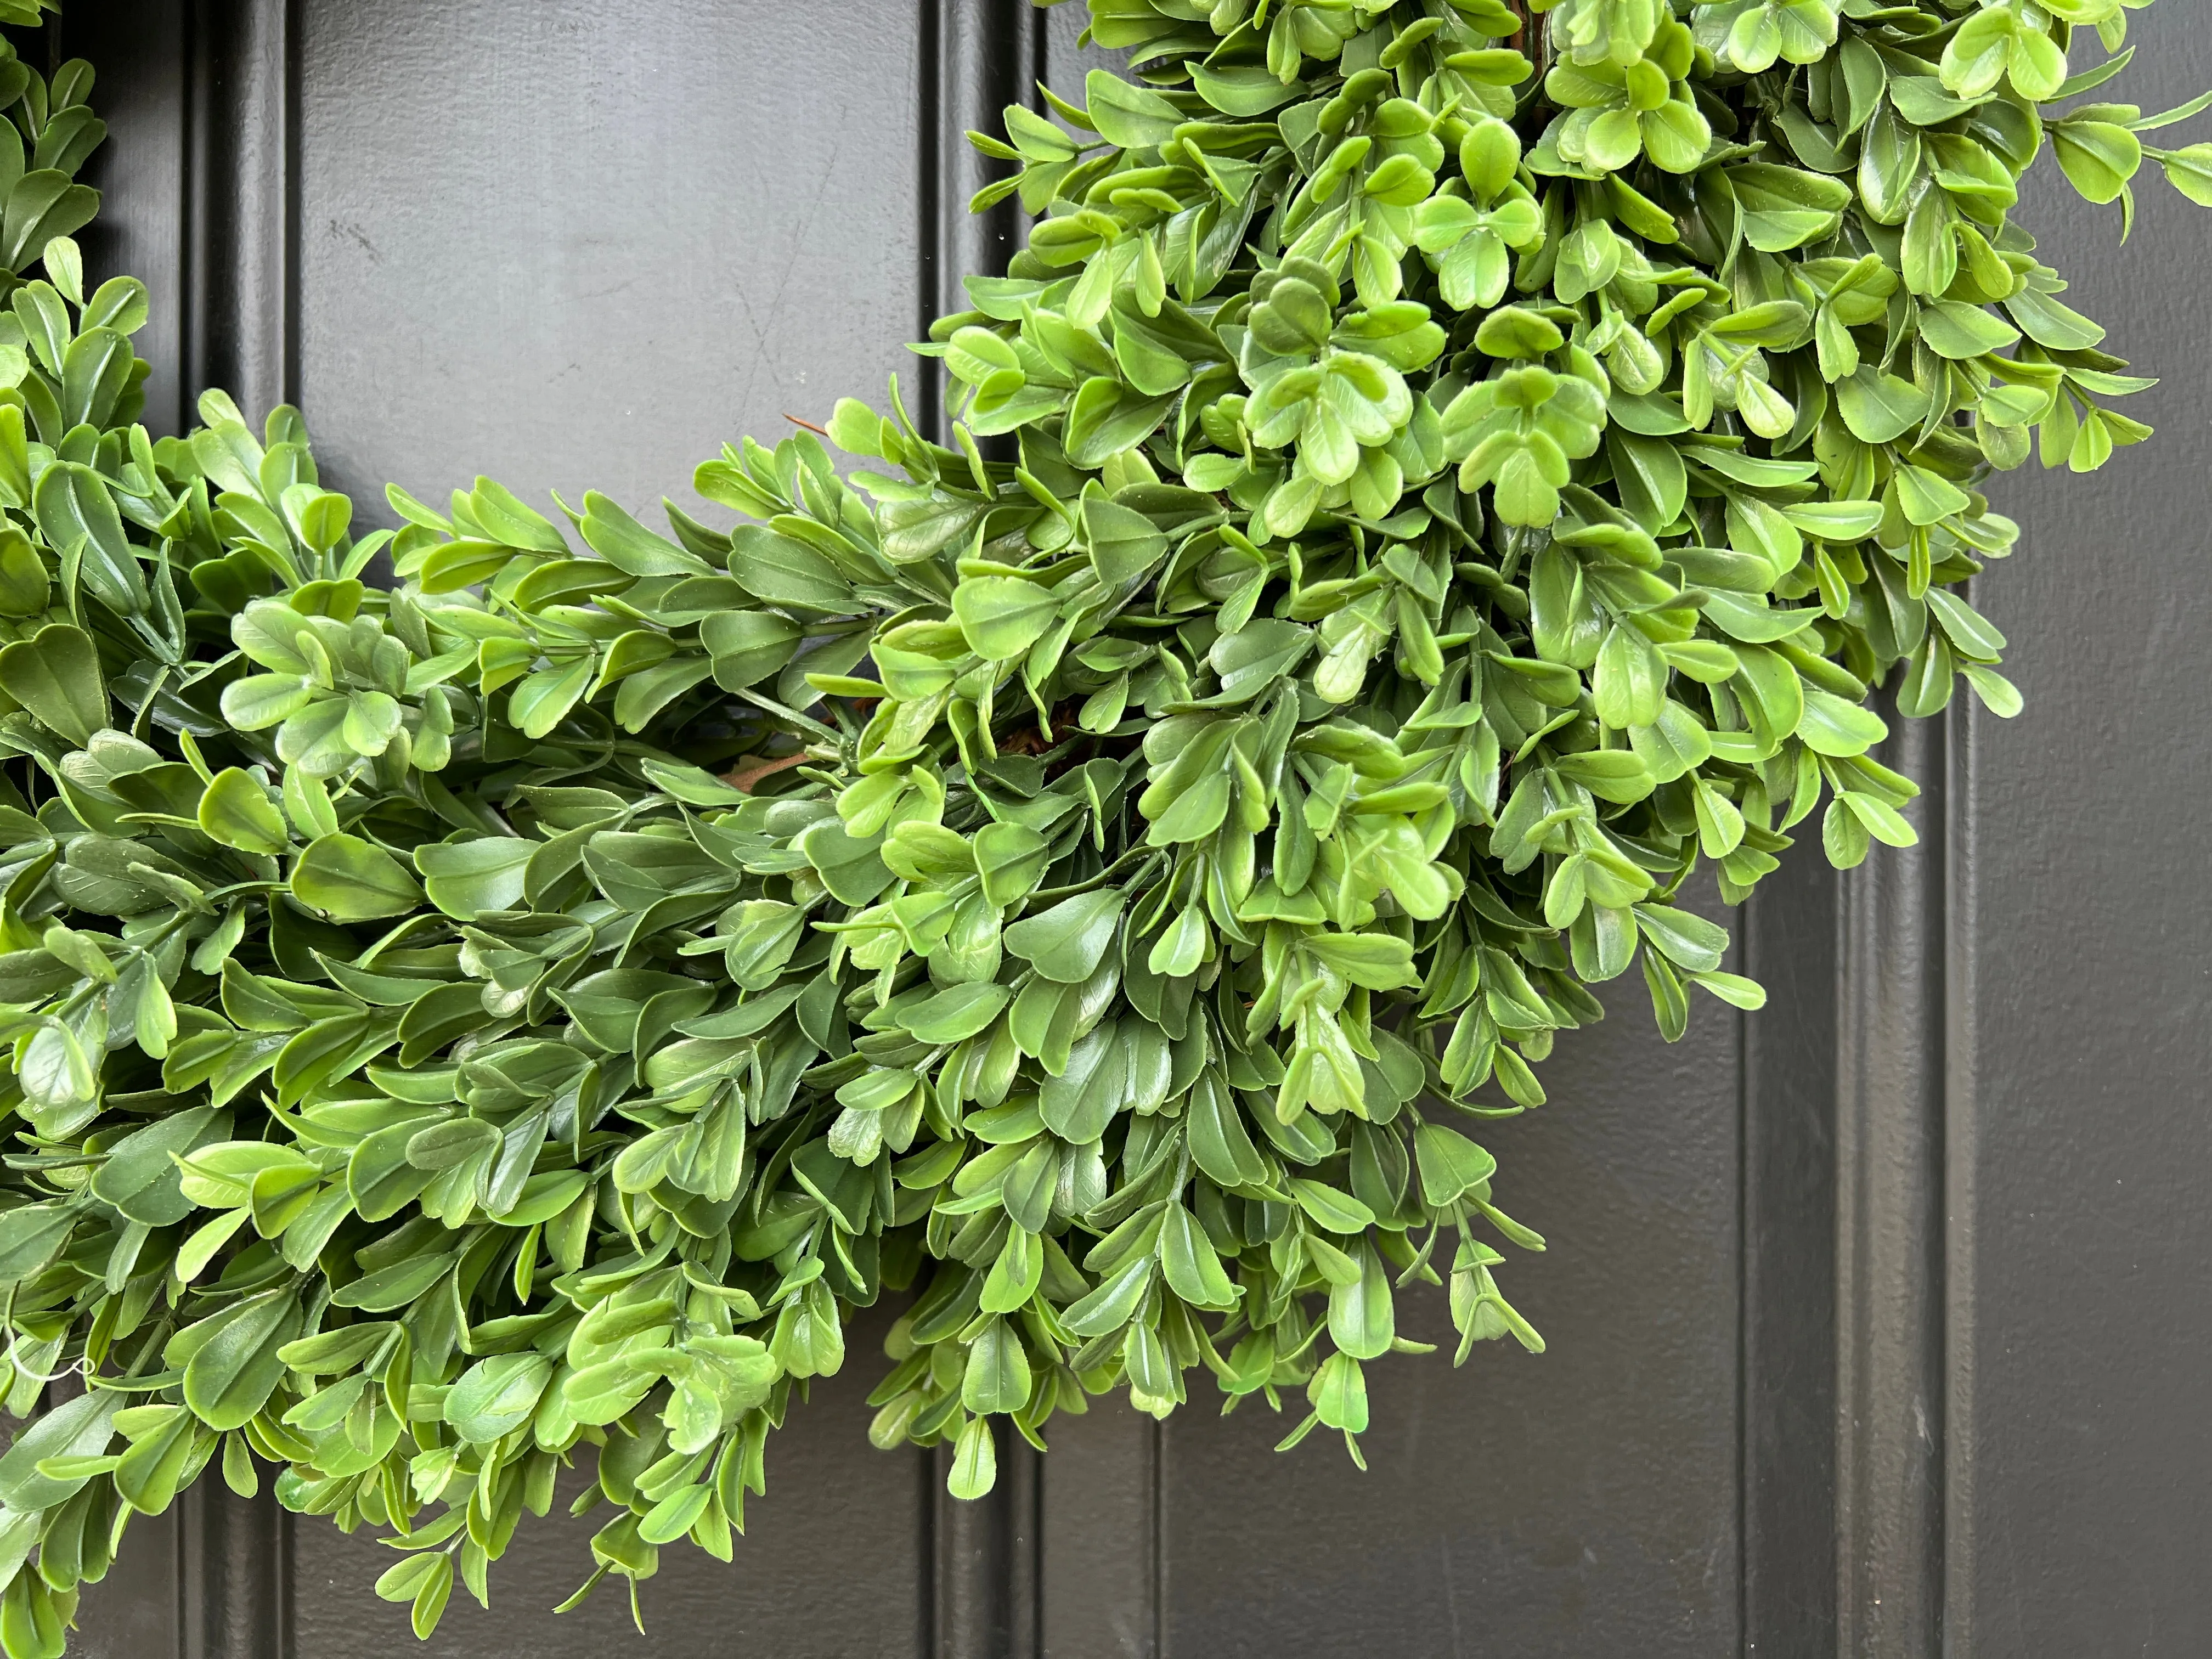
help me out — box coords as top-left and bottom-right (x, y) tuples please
(294, 833), (425, 921)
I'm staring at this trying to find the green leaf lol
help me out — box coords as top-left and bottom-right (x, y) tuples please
(1926, 588), (2006, 658)
(112, 1407), (196, 1515)
(411, 1555), (455, 1640)
(445, 1352), (554, 1444)
(91, 1105), (227, 1227)
(1916, 299), (2019, 360)
(1459, 303), (1553, 361)
(980, 1226), (1045, 1313)
(900, 981), (1010, 1045)
(2005, 285), (2105, 350)
(4, 173), (100, 284)
(509, 656), (594, 740)
(1308, 1351), (1370, 1434)
(2052, 117), (2142, 204)
(1189, 61), (1306, 116)
(1158, 1202), (1238, 1308)
(0, 1389), (119, 1513)
(947, 1414), (998, 1499)
(581, 489), (709, 575)
(1060, 1256), (1155, 1336)
(0, 1200), (77, 1287)
(0, 620), (105, 745)
(34, 460), (148, 614)
(182, 1288), (301, 1430)
(1960, 661), (2024, 717)
(953, 575), (1058, 661)
(1062, 377), (1173, 468)
(638, 1484), (713, 1547)
(218, 674), (315, 733)
(2154, 142), (2212, 206)
(637, 755), (752, 806)
(1798, 686), (1889, 756)
(1843, 791), (1916, 847)
(198, 767), (290, 855)
(414, 837), (535, 919)
(294, 833), (425, 921)
(0, 524), (49, 613)
(1209, 618), (1314, 703)
(1689, 970), (1768, 1010)
(1728, 164), (1851, 250)
(277, 1323), (397, 1374)
(1634, 903), (1730, 973)
(729, 524), (854, 611)
(703, 610), (803, 690)
(1084, 492), (1167, 588)
(470, 476), (567, 552)
(1781, 500), (1884, 541)
(1187, 1073), (1268, 1188)
(1328, 1244), (1396, 1359)
(1414, 1124), (1497, 1207)
(1002, 889), (1125, 983)
(798, 820), (894, 906)
(961, 1318), (1033, 1414)
(1288, 1177), (1376, 1235)
(974, 822), (1050, 909)
(1040, 1020), (1128, 1142)
(1084, 67), (1184, 149)
(1835, 366), (1931, 443)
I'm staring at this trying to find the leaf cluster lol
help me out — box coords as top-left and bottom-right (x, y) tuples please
(0, 1), (2205, 1649)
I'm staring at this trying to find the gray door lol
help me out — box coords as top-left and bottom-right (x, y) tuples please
(49, 3), (2212, 1655)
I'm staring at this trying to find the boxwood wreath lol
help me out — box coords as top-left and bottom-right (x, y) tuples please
(0, 0), (2203, 1645)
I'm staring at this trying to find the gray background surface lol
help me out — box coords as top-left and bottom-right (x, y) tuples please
(42, 2), (2212, 1654)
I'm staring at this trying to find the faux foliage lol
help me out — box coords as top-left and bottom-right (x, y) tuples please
(0, 0), (2205, 1647)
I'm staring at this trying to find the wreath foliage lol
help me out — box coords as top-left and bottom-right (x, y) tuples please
(0, 0), (2203, 1646)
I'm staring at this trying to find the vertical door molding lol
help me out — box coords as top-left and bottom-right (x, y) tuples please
(922, 5), (1046, 1654)
(1039, 1402), (1159, 1659)
(58, 0), (189, 434)
(182, 0), (297, 417)
(185, 4), (301, 1653)
(918, 0), (1043, 435)
(933, 1424), (1043, 1659)
(1743, 694), (1976, 1658)
(926, 15), (1169, 1655)
(1940, 698), (1978, 1659)
(54, 3), (297, 1654)
(1831, 701), (1969, 1658)
(1741, 825), (1842, 1653)
(178, 1477), (290, 1659)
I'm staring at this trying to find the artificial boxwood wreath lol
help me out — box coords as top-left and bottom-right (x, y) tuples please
(0, 0), (2203, 1646)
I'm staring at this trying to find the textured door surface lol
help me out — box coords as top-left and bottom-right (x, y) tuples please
(42, 3), (2212, 1655)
